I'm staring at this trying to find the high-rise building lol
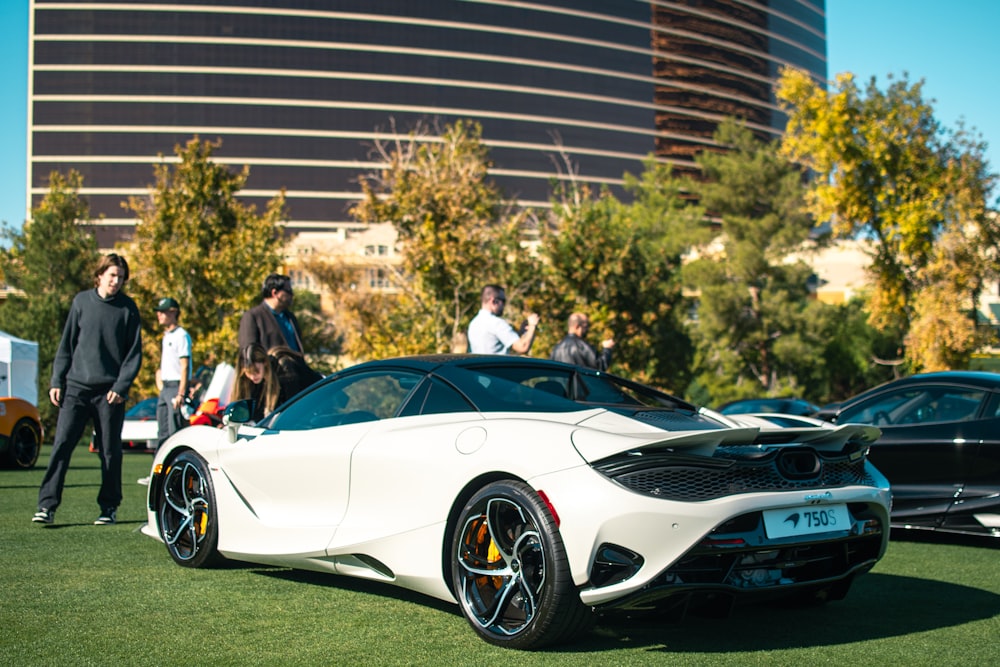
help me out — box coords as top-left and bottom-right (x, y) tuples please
(652, 1), (826, 164)
(28, 1), (825, 246)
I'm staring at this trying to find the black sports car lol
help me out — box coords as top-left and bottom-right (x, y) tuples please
(816, 371), (1000, 538)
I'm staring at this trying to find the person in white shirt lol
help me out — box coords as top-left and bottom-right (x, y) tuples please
(153, 297), (192, 450)
(467, 284), (539, 355)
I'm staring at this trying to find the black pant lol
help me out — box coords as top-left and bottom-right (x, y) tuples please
(38, 385), (127, 512)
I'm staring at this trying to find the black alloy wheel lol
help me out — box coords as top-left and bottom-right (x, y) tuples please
(158, 451), (223, 568)
(451, 480), (592, 649)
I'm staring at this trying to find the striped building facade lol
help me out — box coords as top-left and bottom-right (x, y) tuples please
(28, 1), (826, 245)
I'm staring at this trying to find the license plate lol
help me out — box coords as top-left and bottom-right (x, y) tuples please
(762, 504), (850, 539)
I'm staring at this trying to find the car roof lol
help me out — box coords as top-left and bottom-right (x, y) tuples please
(836, 370), (1000, 412)
(329, 354), (697, 410)
(867, 370), (1000, 390)
(348, 354), (609, 375)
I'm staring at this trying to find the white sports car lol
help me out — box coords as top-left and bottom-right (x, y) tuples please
(142, 355), (890, 649)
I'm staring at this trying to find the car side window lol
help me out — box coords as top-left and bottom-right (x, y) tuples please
(417, 377), (476, 415)
(266, 370), (422, 431)
(841, 386), (985, 426)
(923, 390), (983, 422)
(987, 392), (1000, 418)
(436, 366), (583, 413)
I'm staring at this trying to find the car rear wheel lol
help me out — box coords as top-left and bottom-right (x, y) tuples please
(158, 451), (223, 568)
(451, 480), (592, 649)
(4, 418), (40, 469)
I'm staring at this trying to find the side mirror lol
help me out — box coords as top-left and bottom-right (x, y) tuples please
(223, 400), (252, 443)
(223, 400), (252, 424)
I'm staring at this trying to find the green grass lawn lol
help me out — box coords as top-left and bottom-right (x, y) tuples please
(2, 445), (998, 666)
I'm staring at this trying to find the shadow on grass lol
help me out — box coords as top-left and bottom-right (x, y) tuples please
(254, 567), (461, 616)
(249, 567), (1000, 654)
(29, 516), (148, 529)
(577, 572), (1000, 653)
(0, 481), (43, 489)
(889, 528), (999, 549)
(0, 481), (106, 493)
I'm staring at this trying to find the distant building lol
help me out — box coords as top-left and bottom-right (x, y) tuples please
(283, 223), (401, 310)
(803, 238), (1000, 353)
(28, 1), (827, 246)
(803, 240), (872, 305)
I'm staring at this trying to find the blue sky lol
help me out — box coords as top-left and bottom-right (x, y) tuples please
(1, 1), (998, 229)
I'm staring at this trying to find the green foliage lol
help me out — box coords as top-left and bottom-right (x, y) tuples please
(291, 289), (341, 373)
(337, 120), (538, 358)
(0, 171), (101, 429)
(814, 298), (900, 401)
(684, 121), (825, 402)
(777, 68), (1000, 370)
(121, 138), (287, 395)
(537, 159), (710, 390)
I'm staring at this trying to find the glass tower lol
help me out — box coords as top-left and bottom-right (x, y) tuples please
(28, 1), (825, 244)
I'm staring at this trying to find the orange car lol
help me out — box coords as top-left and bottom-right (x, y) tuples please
(0, 397), (43, 469)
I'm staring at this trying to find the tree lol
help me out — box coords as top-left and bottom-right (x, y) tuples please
(683, 120), (826, 403)
(777, 68), (1000, 370)
(121, 138), (288, 396)
(906, 226), (991, 371)
(325, 120), (538, 358)
(0, 171), (101, 428)
(811, 298), (899, 403)
(537, 159), (710, 391)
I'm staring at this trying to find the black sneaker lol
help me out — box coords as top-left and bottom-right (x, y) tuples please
(32, 508), (55, 524)
(94, 508), (117, 525)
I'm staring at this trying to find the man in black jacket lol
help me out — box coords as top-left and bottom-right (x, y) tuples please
(238, 274), (305, 353)
(33, 254), (142, 526)
(550, 312), (614, 371)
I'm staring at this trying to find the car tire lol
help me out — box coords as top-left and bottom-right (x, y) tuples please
(158, 451), (224, 568)
(451, 480), (592, 649)
(4, 418), (41, 469)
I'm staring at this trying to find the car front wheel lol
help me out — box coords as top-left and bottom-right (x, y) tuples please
(451, 480), (592, 649)
(158, 451), (223, 568)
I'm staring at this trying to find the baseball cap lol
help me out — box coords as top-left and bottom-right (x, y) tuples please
(154, 297), (180, 311)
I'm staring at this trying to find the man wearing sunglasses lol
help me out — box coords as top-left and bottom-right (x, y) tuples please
(467, 284), (540, 355)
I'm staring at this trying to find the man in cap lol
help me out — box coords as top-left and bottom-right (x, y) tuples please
(153, 296), (192, 451)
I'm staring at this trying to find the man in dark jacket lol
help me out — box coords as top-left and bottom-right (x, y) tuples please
(550, 312), (614, 371)
(33, 254), (142, 526)
(238, 274), (305, 353)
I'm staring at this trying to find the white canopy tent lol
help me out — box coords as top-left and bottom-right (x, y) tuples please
(0, 330), (39, 406)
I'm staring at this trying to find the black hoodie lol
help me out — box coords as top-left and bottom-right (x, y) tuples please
(50, 288), (143, 397)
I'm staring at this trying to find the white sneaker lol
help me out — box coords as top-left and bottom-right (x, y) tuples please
(137, 476), (150, 486)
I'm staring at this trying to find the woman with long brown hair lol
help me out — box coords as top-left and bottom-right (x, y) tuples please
(233, 343), (282, 422)
(233, 343), (322, 422)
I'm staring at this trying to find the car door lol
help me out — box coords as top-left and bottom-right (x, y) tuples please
(840, 384), (987, 527)
(217, 369), (423, 539)
(939, 391), (1000, 534)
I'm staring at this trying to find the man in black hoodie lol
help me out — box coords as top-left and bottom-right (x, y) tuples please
(33, 254), (143, 526)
